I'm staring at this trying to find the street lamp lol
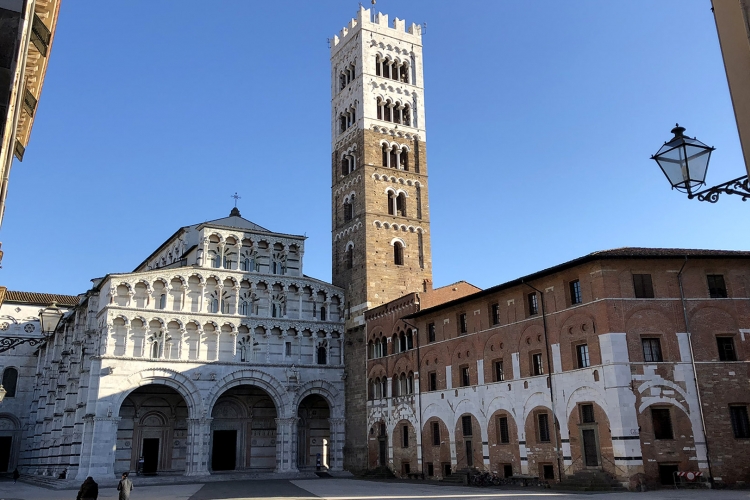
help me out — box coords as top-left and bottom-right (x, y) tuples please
(38, 302), (64, 335)
(0, 301), (64, 354)
(651, 124), (750, 202)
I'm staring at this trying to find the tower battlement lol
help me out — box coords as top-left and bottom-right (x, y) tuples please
(331, 6), (421, 55)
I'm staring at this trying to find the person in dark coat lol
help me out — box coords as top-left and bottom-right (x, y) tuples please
(117, 472), (134, 500)
(12, 468), (19, 483)
(76, 476), (98, 500)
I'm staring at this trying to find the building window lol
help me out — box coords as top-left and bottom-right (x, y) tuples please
(527, 292), (539, 316)
(209, 298), (219, 314)
(393, 242), (404, 266)
(427, 463), (434, 476)
(317, 345), (327, 365)
(221, 299), (230, 314)
(730, 405), (750, 439)
(285, 342), (292, 357)
(633, 273), (654, 298)
(344, 200), (353, 221)
(494, 360), (504, 382)
(460, 365), (470, 387)
(569, 280), (582, 305)
(503, 464), (513, 478)
(428, 371), (437, 391)
(537, 413), (550, 442)
(707, 274), (728, 298)
(240, 301), (249, 315)
(157, 294), (166, 310)
(581, 404), (595, 424)
(462, 415), (473, 436)
(427, 322), (435, 343)
(458, 313), (467, 334)
(717, 336), (737, 361)
(497, 416), (510, 444)
(576, 344), (590, 368)
(432, 421), (440, 445)
(402, 462), (410, 474)
(651, 408), (674, 439)
(320, 306), (327, 321)
(642, 338), (663, 362)
(543, 464), (555, 480)
(532, 353), (544, 376)
(491, 303), (500, 325)
(1, 368), (18, 398)
(402, 425), (409, 447)
(346, 247), (353, 270)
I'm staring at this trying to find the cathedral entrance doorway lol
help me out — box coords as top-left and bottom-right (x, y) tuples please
(0, 436), (11, 472)
(210, 385), (277, 471)
(297, 395), (330, 468)
(116, 385), (189, 475)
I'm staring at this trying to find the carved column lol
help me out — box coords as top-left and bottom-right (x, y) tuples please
(185, 417), (212, 476)
(275, 417), (299, 472)
(328, 418), (346, 471)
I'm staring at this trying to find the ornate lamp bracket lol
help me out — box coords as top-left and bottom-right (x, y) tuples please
(689, 175), (750, 203)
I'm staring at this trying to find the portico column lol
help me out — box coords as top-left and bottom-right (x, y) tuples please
(185, 417), (212, 476)
(235, 243), (242, 270)
(275, 417), (299, 472)
(328, 418), (345, 471)
(76, 416), (121, 481)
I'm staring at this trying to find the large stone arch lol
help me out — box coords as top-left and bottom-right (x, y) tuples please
(112, 368), (201, 418)
(565, 385), (610, 429)
(293, 380), (343, 418)
(205, 369), (289, 417)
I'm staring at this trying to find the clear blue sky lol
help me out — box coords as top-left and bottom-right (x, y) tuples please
(2, 0), (748, 296)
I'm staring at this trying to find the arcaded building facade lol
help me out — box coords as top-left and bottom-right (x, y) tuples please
(365, 249), (750, 487)
(18, 211), (346, 480)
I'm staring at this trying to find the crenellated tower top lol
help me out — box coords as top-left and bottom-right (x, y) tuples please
(331, 6), (422, 56)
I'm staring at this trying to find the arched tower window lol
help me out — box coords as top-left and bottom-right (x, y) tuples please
(400, 64), (409, 83)
(394, 241), (404, 266)
(377, 97), (383, 120)
(346, 245), (354, 270)
(2, 367), (18, 398)
(344, 197), (353, 222)
(400, 147), (408, 170)
(382, 144), (389, 166)
(375, 55), (381, 76)
(384, 100), (392, 121)
(387, 191), (395, 215)
(403, 104), (411, 126)
(240, 300), (249, 316)
(389, 146), (397, 167)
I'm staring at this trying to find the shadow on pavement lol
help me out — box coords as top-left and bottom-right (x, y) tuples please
(189, 479), (318, 499)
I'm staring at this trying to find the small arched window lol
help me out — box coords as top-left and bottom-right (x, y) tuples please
(400, 148), (408, 170)
(406, 329), (414, 350)
(382, 143), (388, 166)
(344, 199), (353, 222)
(381, 337), (388, 356)
(387, 191), (395, 215)
(368, 340), (374, 359)
(399, 332), (407, 352)
(240, 300), (249, 316)
(390, 146), (397, 168)
(150, 342), (159, 359)
(381, 378), (388, 398)
(158, 294), (166, 310)
(317, 345), (327, 365)
(209, 298), (219, 314)
(384, 100), (392, 122)
(240, 258), (250, 272)
(212, 254), (221, 268)
(407, 372), (414, 394)
(403, 105), (411, 126)
(394, 241), (404, 266)
(377, 97), (383, 120)
(392, 334), (399, 353)
(346, 246), (354, 270)
(221, 299), (230, 314)
(320, 307), (327, 321)
(2, 367), (18, 398)
(400, 64), (409, 83)
(375, 56), (381, 76)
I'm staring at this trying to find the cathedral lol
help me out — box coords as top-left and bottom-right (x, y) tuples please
(0, 5), (748, 489)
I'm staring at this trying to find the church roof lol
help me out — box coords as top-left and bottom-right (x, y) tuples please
(197, 207), (271, 233)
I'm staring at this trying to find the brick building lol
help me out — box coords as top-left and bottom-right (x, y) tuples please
(365, 248), (750, 487)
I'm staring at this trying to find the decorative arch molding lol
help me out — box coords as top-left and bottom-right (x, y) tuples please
(638, 396), (690, 417)
(564, 385), (613, 428)
(0, 413), (21, 430)
(389, 237), (406, 247)
(486, 395), (520, 420)
(521, 391), (553, 425)
(112, 368), (202, 418)
(334, 222), (363, 241)
(205, 369), (290, 418)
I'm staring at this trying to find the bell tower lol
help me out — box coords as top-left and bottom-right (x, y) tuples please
(330, 6), (433, 469)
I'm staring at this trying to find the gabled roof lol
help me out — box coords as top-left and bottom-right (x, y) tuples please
(199, 207), (271, 232)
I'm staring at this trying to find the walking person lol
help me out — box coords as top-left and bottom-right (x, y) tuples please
(76, 476), (98, 500)
(117, 472), (134, 500)
(12, 468), (19, 484)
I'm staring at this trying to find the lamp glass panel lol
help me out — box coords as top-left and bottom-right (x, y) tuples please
(655, 143), (689, 187)
(39, 307), (63, 334)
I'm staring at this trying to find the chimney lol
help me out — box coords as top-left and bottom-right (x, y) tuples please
(423, 279), (433, 292)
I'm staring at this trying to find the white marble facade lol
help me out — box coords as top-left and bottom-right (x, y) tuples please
(15, 210), (346, 480)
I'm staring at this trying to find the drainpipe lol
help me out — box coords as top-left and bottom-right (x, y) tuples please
(677, 257), (714, 486)
(401, 313), (424, 478)
(522, 281), (563, 482)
